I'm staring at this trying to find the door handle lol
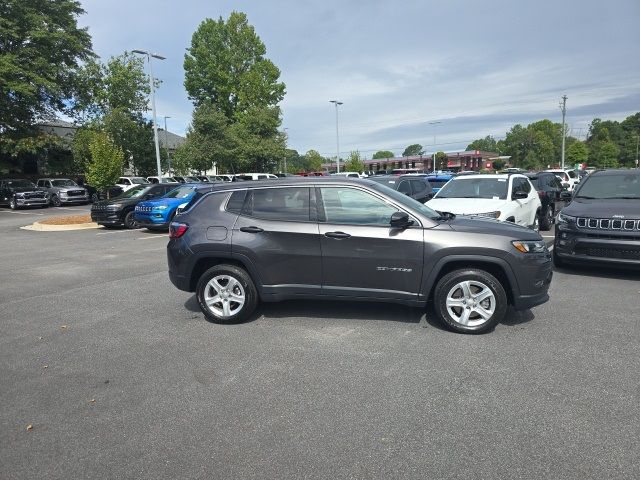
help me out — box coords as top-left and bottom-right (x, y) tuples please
(240, 226), (264, 233)
(325, 231), (351, 239)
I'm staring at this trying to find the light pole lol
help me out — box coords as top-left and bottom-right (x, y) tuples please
(283, 127), (289, 173)
(560, 95), (567, 170)
(635, 134), (639, 168)
(132, 49), (166, 177)
(330, 100), (343, 173)
(163, 116), (171, 176)
(428, 121), (442, 173)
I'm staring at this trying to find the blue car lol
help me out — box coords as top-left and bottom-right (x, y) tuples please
(134, 183), (212, 230)
(426, 174), (455, 194)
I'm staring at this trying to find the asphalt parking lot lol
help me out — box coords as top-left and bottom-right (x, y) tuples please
(0, 206), (638, 480)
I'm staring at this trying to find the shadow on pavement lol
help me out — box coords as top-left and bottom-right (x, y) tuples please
(554, 263), (640, 281)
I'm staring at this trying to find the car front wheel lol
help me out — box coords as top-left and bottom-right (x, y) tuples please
(196, 264), (258, 324)
(51, 195), (61, 207)
(539, 207), (553, 231)
(433, 269), (508, 334)
(124, 211), (139, 229)
(9, 197), (17, 210)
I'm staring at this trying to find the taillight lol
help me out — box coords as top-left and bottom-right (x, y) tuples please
(169, 222), (189, 238)
(538, 190), (546, 197)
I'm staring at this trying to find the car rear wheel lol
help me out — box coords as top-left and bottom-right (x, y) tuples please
(196, 264), (258, 324)
(51, 195), (61, 207)
(9, 197), (17, 210)
(433, 269), (507, 334)
(124, 211), (139, 229)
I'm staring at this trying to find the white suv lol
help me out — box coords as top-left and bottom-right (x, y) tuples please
(116, 176), (149, 192)
(426, 174), (542, 230)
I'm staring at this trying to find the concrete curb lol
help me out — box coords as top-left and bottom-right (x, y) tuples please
(21, 221), (101, 232)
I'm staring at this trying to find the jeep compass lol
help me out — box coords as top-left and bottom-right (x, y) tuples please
(167, 178), (552, 334)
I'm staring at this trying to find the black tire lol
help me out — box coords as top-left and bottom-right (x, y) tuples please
(531, 214), (540, 232)
(123, 210), (139, 229)
(539, 207), (552, 231)
(51, 195), (61, 207)
(9, 197), (17, 210)
(91, 193), (99, 203)
(196, 264), (258, 324)
(433, 269), (508, 334)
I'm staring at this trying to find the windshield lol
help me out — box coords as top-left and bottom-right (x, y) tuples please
(130, 177), (147, 184)
(185, 177), (200, 182)
(6, 180), (36, 188)
(436, 177), (508, 199)
(117, 185), (151, 199)
(164, 186), (195, 199)
(51, 179), (78, 187)
(367, 177), (397, 187)
(575, 173), (640, 199)
(368, 181), (440, 220)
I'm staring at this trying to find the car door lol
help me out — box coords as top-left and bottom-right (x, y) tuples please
(231, 186), (322, 296)
(316, 185), (424, 301)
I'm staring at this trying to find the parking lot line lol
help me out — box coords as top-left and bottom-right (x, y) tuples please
(96, 229), (135, 235)
(0, 210), (45, 215)
(136, 235), (167, 240)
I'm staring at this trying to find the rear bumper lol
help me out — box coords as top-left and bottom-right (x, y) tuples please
(136, 218), (169, 229)
(169, 270), (191, 291)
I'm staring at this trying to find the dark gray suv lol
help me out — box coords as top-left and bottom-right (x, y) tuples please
(167, 178), (552, 333)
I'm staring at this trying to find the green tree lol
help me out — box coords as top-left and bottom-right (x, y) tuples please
(466, 135), (498, 152)
(86, 132), (124, 195)
(171, 142), (195, 176)
(491, 158), (506, 171)
(0, 0), (93, 137)
(184, 12), (285, 119)
(435, 151), (447, 170)
(344, 151), (365, 172)
(566, 141), (589, 166)
(402, 144), (423, 157)
(304, 150), (324, 172)
(373, 150), (394, 159)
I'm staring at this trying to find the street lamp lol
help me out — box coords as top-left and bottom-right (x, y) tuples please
(132, 49), (166, 177)
(163, 116), (171, 176)
(283, 127), (289, 173)
(428, 121), (442, 173)
(329, 100), (343, 173)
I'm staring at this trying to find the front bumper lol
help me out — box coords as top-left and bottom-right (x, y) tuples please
(91, 211), (123, 226)
(15, 197), (48, 207)
(58, 195), (89, 204)
(555, 226), (640, 266)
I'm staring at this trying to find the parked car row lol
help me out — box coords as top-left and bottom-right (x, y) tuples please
(0, 178), (119, 209)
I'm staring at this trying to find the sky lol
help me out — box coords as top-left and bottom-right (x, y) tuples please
(79, 0), (640, 158)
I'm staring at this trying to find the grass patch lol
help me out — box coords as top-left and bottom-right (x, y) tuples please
(39, 215), (93, 226)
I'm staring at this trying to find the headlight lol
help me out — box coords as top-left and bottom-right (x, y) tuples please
(15, 192), (25, 197)
(512, 240), (547, 253)
(557, 212), (575, 225)
(59, 191), (67, 196)
(476, 211), (501, 219)
(105, 204), (121, 211)
(154, 205), (168, 211)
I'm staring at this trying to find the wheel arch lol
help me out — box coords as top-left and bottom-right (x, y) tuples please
(424, 256), (517, 305)
(189, 254), (262, 293)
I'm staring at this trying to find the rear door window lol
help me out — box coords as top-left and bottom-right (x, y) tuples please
(245, 187), (310, 221)
(398, 181), (411, 195)
(410, 179), (426, 194)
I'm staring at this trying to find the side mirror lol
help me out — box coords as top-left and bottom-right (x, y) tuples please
(390, 211), (413, 229)
(513, 191), (528, 200)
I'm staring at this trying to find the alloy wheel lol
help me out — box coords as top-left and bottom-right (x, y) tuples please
(203, 275), (246, 318)
(445, 280), (496, 327)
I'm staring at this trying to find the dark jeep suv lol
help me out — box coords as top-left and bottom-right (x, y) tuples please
(524, 172), (565, 230)
(554, 169), (640, 268)
(367, 175), (434, 203)
(167, 178), (552, 334)
(91, 183), (179, 229)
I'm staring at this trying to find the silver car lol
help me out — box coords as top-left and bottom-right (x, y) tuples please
(36, 178), (89, 206)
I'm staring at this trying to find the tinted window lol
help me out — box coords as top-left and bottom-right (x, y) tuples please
(575, 172), (640, 199)
(246, 187), (309, 221)
(319, 187), (397, 226)
(164, 186), (195, 199)
(51, 179), (77, 187)
(568, 170), (576, 178)
(511, 178), (526, 193)
(6, 179), (36, 188)
(410, 179), (427, 193)
(226, 190), (247, 213)
(398, 181), (411, 194)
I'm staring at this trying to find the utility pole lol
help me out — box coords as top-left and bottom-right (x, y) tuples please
(635, 134), (639, 168)
(428, 121), (442, 173)
(283, 127), (289, 173)
(560, 95), (567, 170)
(330, 100), (343, 173)
(163, 116), (171, 176)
